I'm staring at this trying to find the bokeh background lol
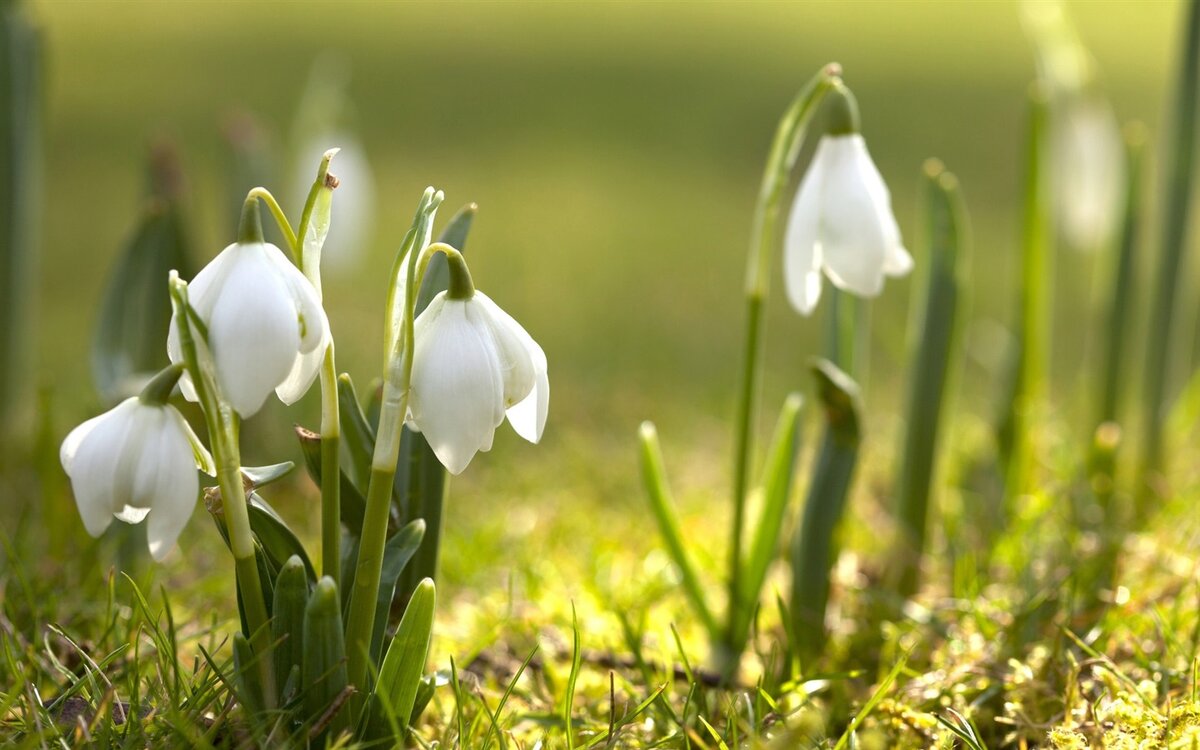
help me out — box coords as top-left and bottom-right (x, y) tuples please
(17, 1), (1188, 604)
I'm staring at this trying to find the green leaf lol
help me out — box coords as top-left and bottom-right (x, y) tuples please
(637, 421), (719, 640)
(366, 578), (436, 743)
(894, 161), (968, 597)
(91, 153), (193, 404)
(1141, 0), (1200, 488)
(304, 577), (350, 736)
(0, 3), (40, 430)
(272, 556), (310, 701)
(731, 393), (804, 655)
(370, 520), (426, 665)
(232, 632), (266, 717)
(246, 493), (316, 582)
(337, 373), (376, 498)
(790, 359), (863, 665)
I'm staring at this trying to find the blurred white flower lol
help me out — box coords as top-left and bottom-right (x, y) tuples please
(60, 397), (213, 560)
(783, 134), (912, 316)
(407, 291), (548, 474)
(1050, 96), (1124, 251)
(167, 241), (330, 417)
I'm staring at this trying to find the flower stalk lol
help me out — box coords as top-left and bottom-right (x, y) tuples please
(168, 270), (276, 709)
(295, 150), (342, 584)
(345, 189), (443, 701)
(729, 64), (840, 655)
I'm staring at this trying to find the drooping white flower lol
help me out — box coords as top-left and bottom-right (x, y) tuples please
(783, 134), (913, 316)
(60, 397), (214, 560)
(407, 290), (548, 475)
(167, 241), (330, 417)
(1049, 95), (1124, 252)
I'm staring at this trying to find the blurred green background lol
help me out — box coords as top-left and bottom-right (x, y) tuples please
(21, 1), (1184, 589)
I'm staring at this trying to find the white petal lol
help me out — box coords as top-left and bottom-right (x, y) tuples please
(817, 135), (892, 298)
(61, 398), (140, 537)
(144, 413), (200, 561)
(169, 407), (215, 475)
(473, 293), (537, 408)
(783, 139), (828, 316)
(409, 296), (504, 475)
(261, 243), (329, 355)
(269, 241), (332, 405)
(205, 245), (302, 417)
(508, 365), (549, 444)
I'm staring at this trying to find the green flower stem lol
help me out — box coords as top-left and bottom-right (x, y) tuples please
(1141, 0), (1200, 497)
(345, 190), (442, 704)
(415, 242), (474, 300)
(168, 274), (276, 709)
(319, 346), (340, 583)
(245, 187), (298, 255)
(136, 362), (186, 406)
(729, 65), (839, 653)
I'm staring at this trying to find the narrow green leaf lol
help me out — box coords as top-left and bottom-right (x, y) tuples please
(997, 87), (1051, 505)
(232, 632), (266, 717)
(894, 161), (969, 597)
(246, 493), (316, 582)
(0, 2), (40, 433)
(731, 393), (804, 656)
(1141, 0), (1200, 489)
(91, 154), (193, 404)
(337, 373), (377, 497)
(370, 520), (426, 665)
(790, 359), (862, 666)
(563, 604), (582, 750)
(304, 577), (349, 736)
(272, 556), (310, 700)
(369, 578), (435, 742)
(637, 421), (719, 640)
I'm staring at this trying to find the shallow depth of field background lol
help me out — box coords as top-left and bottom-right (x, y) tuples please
(24, 2), (1185, 611)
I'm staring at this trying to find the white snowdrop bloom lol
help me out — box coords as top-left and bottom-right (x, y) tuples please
(60, 397), (213, 560)
(167, 241), (330, 417)
(1051, 96), (1124, 251)
(407, 291), (548, 475)
(783, 133), (913, 316)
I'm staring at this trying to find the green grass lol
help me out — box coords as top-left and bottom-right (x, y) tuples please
(4, 1), (1200, 747)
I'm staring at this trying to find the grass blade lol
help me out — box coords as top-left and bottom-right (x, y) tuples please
(637, 421), (719, 641)
(729, 393), (804, 660)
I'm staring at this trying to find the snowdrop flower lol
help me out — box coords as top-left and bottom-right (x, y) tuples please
(783, 86), (912, 316)
(60, 370), (214, 560)
(1049, 95), (1123, 252)
(407, 273), (548, 475)
(168, 205), (330, 417)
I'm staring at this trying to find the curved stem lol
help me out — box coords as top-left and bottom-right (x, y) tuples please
(245, 187), (298, 259)
(728, 66), (838, 652)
